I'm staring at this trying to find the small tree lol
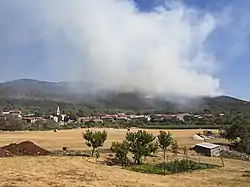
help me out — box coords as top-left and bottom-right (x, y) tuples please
(157, 131), (173, 174)
(126, 130), (158, 165)
(224, 120), (250, 154)
(83, 130), (107, 156)
(183, 146), (189, 159)
(111, 141), (129, 166)
(171, 140), (179, 158)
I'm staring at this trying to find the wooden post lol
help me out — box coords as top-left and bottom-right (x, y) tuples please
(220, 156), (225, 167)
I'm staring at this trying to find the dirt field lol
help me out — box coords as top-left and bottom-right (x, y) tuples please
(0, 128), (249, 187)
(0, 128), (206, 150)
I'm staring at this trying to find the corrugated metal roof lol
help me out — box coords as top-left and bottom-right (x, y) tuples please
(195, 142), (220, 149)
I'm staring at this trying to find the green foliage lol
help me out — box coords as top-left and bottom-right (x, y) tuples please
(29, 120), (58, 131)
(128, 159), (216, 175)
(158, 131), (173, 152)
(128, 164), (166, 175)
(157, 131), (173, 174)
(145, 124), (225, 130)
(224, 118), (250, 154)
(236, 137), (250, 154)
(111, 141), (129, 166)
(66, 111), (78, 121)
(0, 116), (25, 131)
(160, 159), (215, 174)
(83, 130), (107, 156)
(125, 130), (158, 165)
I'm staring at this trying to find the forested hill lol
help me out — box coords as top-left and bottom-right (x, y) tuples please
(0, 79), (249, 115)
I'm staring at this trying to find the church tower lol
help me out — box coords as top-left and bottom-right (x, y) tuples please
(56, 106), (60, 116)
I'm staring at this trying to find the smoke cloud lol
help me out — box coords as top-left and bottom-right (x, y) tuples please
(0, 0), (225, 98)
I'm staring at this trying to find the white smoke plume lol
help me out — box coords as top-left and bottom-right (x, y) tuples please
(0, 0), (224, 98)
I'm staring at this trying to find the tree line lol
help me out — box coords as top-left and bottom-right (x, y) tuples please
(83, 129), (219, 175)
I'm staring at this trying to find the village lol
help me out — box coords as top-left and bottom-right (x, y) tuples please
(1, 106), (236, 159)
(1, 106), (224, 125)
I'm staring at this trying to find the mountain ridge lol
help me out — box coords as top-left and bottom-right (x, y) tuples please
(0, 79), (249, 113)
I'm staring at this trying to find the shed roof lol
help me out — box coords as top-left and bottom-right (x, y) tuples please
(195, 142), (220, 149)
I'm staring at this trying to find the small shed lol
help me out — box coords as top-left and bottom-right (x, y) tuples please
(194, 142), (221, 157)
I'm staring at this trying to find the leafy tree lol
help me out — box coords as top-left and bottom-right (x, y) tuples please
(83, 130), (107, 156)
(223, 118), (250, 154)
(77, 109), (85, 117)
(66, 111), (78, 121)
(111, 141), (129, 166)
(125, 130), (158, 165)
(157, 131), (173, 174)
(85, 120), (96, 128)
(0, 116), (25, 131)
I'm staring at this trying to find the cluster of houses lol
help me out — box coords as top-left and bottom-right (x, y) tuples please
(78, 113), (151, 123)
(1, 106), (224, 125)
(0, 107), (68, 124)
(1, 109), (45, 123)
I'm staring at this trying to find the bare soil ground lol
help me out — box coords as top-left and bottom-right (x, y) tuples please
(0, 128), (249, 187)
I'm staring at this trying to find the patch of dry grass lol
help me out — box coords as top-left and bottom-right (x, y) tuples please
(0, 128), (247, 187)
(0, 156), (249, 187)
(0, 128), (212, 150)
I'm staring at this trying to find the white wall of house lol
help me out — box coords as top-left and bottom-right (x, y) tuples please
(53, 116), (58, 122)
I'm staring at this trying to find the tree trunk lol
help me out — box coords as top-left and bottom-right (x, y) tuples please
(163, 150), (166, 175)
(91, 147), (95, 157)
(137, 156), (141, 165)
(220, 156), (225, 167)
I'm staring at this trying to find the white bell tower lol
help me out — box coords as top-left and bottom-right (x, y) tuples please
(56, 106), (60, 116)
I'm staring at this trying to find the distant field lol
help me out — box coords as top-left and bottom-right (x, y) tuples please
(0, 128), (249, 187)
(0, 128), (210, 150)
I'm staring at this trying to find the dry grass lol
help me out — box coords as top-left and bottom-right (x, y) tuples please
(0, 128), (248, 187)
(0, 128), (211, 150)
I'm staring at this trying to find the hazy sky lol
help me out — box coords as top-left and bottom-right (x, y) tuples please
(0, 0), (250, 99)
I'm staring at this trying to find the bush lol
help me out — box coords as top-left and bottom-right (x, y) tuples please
(111, 141), (129, 166)
(160, 159), (215, 174)
(128, 159), (216, 175)
(128, 164), (165, 175)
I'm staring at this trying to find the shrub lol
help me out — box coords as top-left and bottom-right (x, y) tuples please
(128, 164), (165, 175)
(128, 159), (216, 175)
(111, 141), (129, 166)
(159, 159), (215, 174)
